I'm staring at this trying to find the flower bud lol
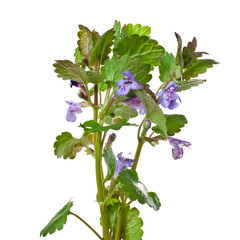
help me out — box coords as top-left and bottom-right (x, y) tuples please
(104, 133), (117, 151)
(143, 119), (151, 130)
(112, 116), (123, 124)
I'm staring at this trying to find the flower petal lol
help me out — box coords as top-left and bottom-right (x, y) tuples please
(122, 71), (135, 80)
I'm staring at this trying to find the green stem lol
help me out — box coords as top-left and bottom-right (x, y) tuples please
(95, 131), (110, 240)
(70, 212), (103, 240)
(132, 140), (144, 171)
(132, 118), (146, 171)
(93, 81), (110, 240)
(114, 207), (125, 240)
(104, 183), (121, 204)
(79, 139), (95, 158)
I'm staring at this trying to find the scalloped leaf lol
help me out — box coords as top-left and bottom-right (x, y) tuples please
(101, 55), (152, 85)
(74, 47), (83, 63)
(118, 170), (161, 211)
(121, 207), (144, 240)
(121, 23), (151, 38)
(77, 25), (100, 60)
(114, 105), (138, 121)
(103, 148), (117, 182)
(183, 37), (208, 68)
(152, 114), (187, 136)
(80, 119), (135, 133)
(183, 59), (219, 80)
(113, 20), (121, 49)
(159, 52), (175, 82)
(135, 90), (167, 137)
(115, 35), (165, 66)
(175, 79), (206, 92)
(40, 201), (73, 237)
(53, 60), (105, 84)
(107, 202), (120, 230)
(174, 32), (184, 71)
(54, 132), (85, 159)
(89, 28), (115, 66)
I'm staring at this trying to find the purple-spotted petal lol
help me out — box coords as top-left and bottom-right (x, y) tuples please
(116, 79), (127, 87)
(113, 152), (135, 179)
(122, 71), (135, 80)
(130, 80), (141, 90)
(115, 84), (131, 96)
(122, 97), (146, 115)
(156, 81), (181, 110)
(65, 101), (82, 122)
(168, 137), (191, 160)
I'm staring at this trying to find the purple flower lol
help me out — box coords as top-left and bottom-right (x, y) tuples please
(168, 137), (191, 160)
(122, 97), (146, 115)
(156, 81), (181, 110)
(65, 101), (82, 122)
(115, 71), (142, 96)
(113, 152), (135, 179)
(70, 80), (83, 88)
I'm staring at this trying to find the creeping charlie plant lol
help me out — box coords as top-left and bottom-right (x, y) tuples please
(40, 21), (218, 239)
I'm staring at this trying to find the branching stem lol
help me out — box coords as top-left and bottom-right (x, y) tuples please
(70, 212), (103, 240)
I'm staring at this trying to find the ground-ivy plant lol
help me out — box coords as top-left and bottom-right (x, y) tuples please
(40, 21), (218, 239)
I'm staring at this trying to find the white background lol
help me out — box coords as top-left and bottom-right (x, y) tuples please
(1, 0), (240, 239)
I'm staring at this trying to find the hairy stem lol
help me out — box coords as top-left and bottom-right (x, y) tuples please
(70, 212), (102, 240)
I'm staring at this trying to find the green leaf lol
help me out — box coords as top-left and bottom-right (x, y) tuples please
(183, 59), (218, 80)
(122, 207), (143, 240)
(40, 200), (73, 237)
(115, 35), (165, 66)
(121, 23), (151, 38)
(74, 47), (83, 63)
(103, 148), (117, 182)
(182, 37), (208, 68)
(53, 60), (105, 84)
(135, 90), (167, 137)
(54, 132), (84, 159)
(77, 25), (100, 60)
(152, 114), (187, 136)
(101, 55), (152, 85)
(114, 105), (138, 121)
(175, 79), (206, 92)
(174, 32), (184, 71)
(118, 170), (161, 211)
(80, 119), (134, 133)
(89, 28), (115, 66)
(113, 20), (121, 49)
(159, 52), (175, 82)
(107, 202), (120, 230)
